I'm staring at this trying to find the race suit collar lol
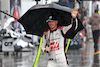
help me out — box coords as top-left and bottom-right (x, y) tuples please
(50, 27), (58, 32)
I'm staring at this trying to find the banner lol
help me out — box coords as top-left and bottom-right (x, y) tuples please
(2, 38), (14, 52)
(66, 33), (82, 49)
(10, 0), (21, 19)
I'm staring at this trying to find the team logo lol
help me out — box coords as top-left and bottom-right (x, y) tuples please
(50, 41), (59, 51)
(49, 16), (52, 19)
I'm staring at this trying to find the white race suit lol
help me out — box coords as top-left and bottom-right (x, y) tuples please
(41, 18), (81, 67)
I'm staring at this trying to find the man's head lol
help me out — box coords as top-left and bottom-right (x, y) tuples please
(46, 16), (58, 30)
(82, 7), (86, 12)
(48, 20), (58, 30)
(95, 9), (98, 13)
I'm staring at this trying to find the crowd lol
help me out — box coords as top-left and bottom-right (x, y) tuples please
(78, 7), (87, 22)
(78, 6), (100, 53)
(77, 7), (87, 41)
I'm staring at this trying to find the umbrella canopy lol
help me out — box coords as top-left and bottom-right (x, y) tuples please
(18, 3), (82, 37)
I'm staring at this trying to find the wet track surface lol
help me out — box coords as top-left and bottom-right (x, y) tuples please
(38, 38), (100, 67)
(0, 38), (100, 67)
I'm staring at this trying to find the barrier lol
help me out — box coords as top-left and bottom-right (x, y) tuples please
(66, 33), (82, 49)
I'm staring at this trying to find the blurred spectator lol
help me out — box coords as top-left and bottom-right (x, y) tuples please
(88, 9), (100, 52)
(78, 8), (81, 13)
(82, 7), (87, 37)
(78, 9), (82, 22)
(78, 12), (82, 20)
(81, 7), (87, 21)
(78, 8), (87, 40)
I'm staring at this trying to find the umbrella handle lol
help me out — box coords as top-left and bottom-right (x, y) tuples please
(46, 44), (50, 53)
(46, 51), (49, 53)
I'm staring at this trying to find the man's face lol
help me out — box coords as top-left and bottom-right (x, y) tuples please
(48, 20), (58, 30)
(82, 8), (85, 12)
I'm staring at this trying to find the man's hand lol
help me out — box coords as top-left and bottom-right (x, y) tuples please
(45, 46), (50, 52)
(71, 7), (78, 18)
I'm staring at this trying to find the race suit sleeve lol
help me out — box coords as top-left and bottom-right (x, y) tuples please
(62, 17), (84, 39)
(41, 32), (46, 52)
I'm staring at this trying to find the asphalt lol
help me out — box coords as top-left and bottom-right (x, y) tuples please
(0, 38), (100, 67)
(38, 38), (100, 67)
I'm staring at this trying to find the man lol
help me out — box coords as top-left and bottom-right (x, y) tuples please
(88, 9), (100, 52)
(81, 7), (87, 21)
(41, 8), (81, 67)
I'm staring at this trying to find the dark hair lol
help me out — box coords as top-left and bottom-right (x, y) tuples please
(95, 9), (98, 13)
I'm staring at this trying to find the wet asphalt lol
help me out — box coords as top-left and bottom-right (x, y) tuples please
(0, 38), (100, 67)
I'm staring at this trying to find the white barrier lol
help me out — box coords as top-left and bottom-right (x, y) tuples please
(2, 38), (14, 52)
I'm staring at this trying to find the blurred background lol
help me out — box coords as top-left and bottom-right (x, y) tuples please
(0, 0), (100, 67)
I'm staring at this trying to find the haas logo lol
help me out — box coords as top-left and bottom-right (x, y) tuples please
(50, 41), (59, 51)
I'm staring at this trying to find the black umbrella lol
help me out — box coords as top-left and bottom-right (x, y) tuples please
(18, 3), (74, 37)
